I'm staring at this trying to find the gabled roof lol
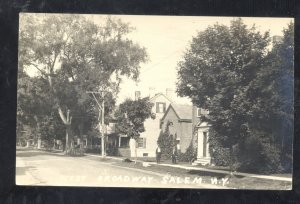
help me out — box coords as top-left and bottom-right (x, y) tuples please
(150, 93), (173, 103)
(161, 103), (193, 121)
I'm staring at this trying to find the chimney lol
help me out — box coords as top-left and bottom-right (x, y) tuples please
(166, 88), (175, 100)
(149, 87), (156, 98)
(135, 91), (141, 100)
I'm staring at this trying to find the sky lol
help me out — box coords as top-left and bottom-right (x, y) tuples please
(91, 15), (293, 105)
(22, 14), (293, 105)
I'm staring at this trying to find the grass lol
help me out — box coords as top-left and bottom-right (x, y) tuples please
(108, 158), (292, 190)
(227, 176), (292, 190)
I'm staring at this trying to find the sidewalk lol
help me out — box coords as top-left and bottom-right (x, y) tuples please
(85, 153), (292, 182)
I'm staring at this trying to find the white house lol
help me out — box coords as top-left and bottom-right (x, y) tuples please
(133, 88), (174, 157)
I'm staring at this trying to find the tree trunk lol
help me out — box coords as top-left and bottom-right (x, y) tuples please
(47, 72), (73, 154)
(65, 124), (71, 154)
(229, 145), (234, 172)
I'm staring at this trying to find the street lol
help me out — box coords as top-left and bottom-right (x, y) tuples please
(16, 149), (225, 189)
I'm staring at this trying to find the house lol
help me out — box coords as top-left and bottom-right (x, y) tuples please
(82, 119), (119, 155)
(160, 104), (211, 165)
(160, 103), (194, 153)
(117, 88), (174, 158)
(115, 87), (211, 162)
(192, 107), (211, 165)
(133, 88), (173, 157)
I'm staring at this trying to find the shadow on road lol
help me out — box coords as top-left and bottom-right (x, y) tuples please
(15, 166), (36, 176)
(16, 150), (66, 158)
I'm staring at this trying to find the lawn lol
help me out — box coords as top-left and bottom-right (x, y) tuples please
(110, 158), (292, 190)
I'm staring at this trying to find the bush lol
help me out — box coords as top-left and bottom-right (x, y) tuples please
(235, 131), (282, 174)
(157, 125), (174, 160)
(208, 130), (231, 166)
(178, 143), (197, 162)
(106, 146), (118, 156)
(210, 146), (231, 166)
(85, 147), (101, 154)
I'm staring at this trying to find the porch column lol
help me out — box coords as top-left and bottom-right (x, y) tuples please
(197, 130), (204, 158)
(206, 132), (210, 158)
(197, 127), (210, 159)
(129, 138), (136, 157)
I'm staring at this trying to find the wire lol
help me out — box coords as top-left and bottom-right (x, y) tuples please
(140, 49), (183, 74)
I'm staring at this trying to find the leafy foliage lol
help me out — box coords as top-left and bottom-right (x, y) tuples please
(157, 122), (174, 160)
(233, 129), (282, 174)
(178, 142), (197, 162)
(18, 14), (148, 150)
(208, 129), (231, 166)
(177, 18), (293, 173)
(115, 97), (155, 139)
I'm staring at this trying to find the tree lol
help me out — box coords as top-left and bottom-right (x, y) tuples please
(19, 14), (148, 153)
(115, 97), (155, 161)
(17, 69), (69, 149)
(177, 18), (293, 173)
(243, 22), (294, 172)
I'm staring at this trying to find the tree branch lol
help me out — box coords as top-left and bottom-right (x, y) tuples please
(29, 62), (48, 76)
(58, 107), (68, 124)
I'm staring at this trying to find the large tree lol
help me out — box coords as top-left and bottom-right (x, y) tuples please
(177, 18), (293, 173)
(242, 22), (294, 172)
(19, 14), (148, 153)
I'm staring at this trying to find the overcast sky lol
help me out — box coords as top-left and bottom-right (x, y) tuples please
(92, 15), (292, 105)
(22, 14), (293, 105)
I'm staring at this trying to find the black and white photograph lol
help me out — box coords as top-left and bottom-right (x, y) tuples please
(16, 13), (293, 190)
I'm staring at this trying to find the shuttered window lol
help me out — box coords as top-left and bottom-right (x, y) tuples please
(137, 137), (146, 148)
(156, 102), (166, 113)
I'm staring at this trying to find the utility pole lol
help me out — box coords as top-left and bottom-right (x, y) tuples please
(65, 109), (72, 154)
(101, 91), (105, 157)
(87, 90), (107, 158)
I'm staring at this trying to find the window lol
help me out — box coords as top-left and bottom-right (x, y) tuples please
(137, 137), (146, 148)
(156, 102), (166, 113)
(143, 153), (148, 157)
